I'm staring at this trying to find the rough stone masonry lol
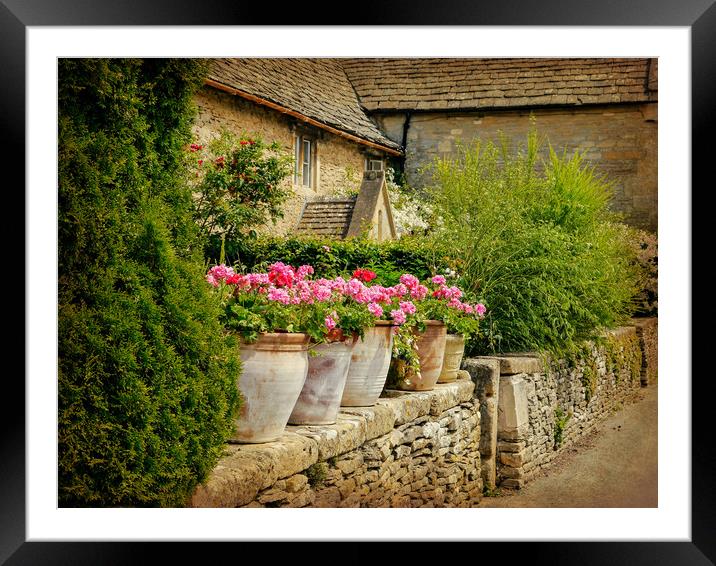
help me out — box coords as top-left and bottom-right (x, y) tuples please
(189, 318), (656, 505)
(465, 322), (651, 490)
(190, 376), (482, 508)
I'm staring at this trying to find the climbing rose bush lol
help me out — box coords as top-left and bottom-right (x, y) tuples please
(190, 131), (293, 241)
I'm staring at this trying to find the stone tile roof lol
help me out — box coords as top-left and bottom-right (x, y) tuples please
(295, 196), (357, 238)
(341, 58), (658, 111)
(207, 58), (401, 151)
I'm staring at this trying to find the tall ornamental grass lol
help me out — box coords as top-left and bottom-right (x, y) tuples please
(428, 129), (640, 355)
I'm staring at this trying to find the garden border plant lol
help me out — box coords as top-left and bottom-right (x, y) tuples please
(425, 124), (644, 357)
(58, 59), (241, 507)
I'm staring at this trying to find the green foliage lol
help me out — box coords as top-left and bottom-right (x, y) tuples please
(482, 485), (503, 497)
(305, 462), (329, 487)
(426, 125), (641, 357)
(58, 59), (240, 507)
(209, 233), (453, 286)
(190, 129), (293, 241)
(581, 355), (599, 402)
(386, 325), (422, 388)
(618, 224), (658, 316)
(603, 334), (643, 384)
(553, 407), (571, 449)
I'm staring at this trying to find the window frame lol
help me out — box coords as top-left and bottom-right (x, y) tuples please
(294, 133), (316, 189)
(365, 157), (384, 172)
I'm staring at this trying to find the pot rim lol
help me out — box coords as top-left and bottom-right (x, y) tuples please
(240, 332), (311, 350)
(446, 333), (466, 341)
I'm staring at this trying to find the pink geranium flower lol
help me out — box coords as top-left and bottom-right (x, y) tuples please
(399, 274), (419, 290)
(367, 302), (383, 317)
(390, 309), (407, 325)
(296, 265), (314, 280)
(399, 301), (416, 315)
(267, 287), (291, 305)
(410, 284), (429, 300)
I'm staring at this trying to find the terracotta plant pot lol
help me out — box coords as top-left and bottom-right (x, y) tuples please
(437, 334), (466, 383)
(341, 320), (395, 407)
(232, 332), (310, 443)
(288, 335), (356, 425)
(395, 320), (447, 391)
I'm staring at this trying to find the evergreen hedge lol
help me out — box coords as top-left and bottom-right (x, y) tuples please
(58, 59), (240, 506)
(209, 233), (453, 287)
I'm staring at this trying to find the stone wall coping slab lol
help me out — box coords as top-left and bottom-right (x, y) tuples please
(471, 355), (544, 375)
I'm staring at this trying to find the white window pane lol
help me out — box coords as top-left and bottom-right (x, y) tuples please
(303, 140), (311, 187)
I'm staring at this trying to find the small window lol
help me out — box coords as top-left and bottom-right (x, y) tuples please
(366, 158), (384, 172)
(294, 134), (316, 188)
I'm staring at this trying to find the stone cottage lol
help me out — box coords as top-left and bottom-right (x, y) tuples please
(192, 58), (402, 238)
(194, 57), (658, 234)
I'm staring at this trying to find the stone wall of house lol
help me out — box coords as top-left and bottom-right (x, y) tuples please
(192, 86), (368, 235)
(373, 103), (658, 231)
(190, 377), (483, 508)
(464, 321), (653, 490)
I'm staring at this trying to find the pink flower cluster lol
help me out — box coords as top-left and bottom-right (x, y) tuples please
(206, 263), (486, 327)
(429, 282), (486, 317)
(206, 264), (236, 287)
(205, 263), (417, 326)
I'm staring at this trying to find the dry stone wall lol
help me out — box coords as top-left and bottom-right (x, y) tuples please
(632, 317), (658, 385)
(465, 321), (654, 490)
(190, 377), (483, 508)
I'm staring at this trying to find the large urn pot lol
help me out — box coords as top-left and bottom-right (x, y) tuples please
(232, 332), (310, 443)
(395, 320), (448, 391)
(437, 334), (466, 383)
(289, 334), (356, 425)
(340, 321), (395, 407)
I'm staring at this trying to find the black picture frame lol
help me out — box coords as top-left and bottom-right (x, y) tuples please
(8, 0), (708, 563)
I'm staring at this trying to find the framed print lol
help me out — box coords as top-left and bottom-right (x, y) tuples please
(8, 0), (709, 563)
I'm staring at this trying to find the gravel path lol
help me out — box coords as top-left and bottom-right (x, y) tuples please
(479, 382), (658, 508)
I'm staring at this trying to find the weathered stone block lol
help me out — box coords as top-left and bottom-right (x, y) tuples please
(422, 421), (441, 438)
(313, 486), (341, 508)
(338, 478), (357, 498)
(377, 391), (432, 425)
(391, 495), (411, 507)
(336, 454), (364, 475)
(284, 490), (315, 508)
(338, 404), (396, 443)
(395, 445), (412, 458)
(472, 353), (543, 375)
(428, 380), (476, 416)
(190, 432), (319, 508)
(499, 450), (527, 468)
(498, 375), (530, 441)
(258, 488), (288, 504)
(285, 474), (308, 493)
(500, 478), (525, 489)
